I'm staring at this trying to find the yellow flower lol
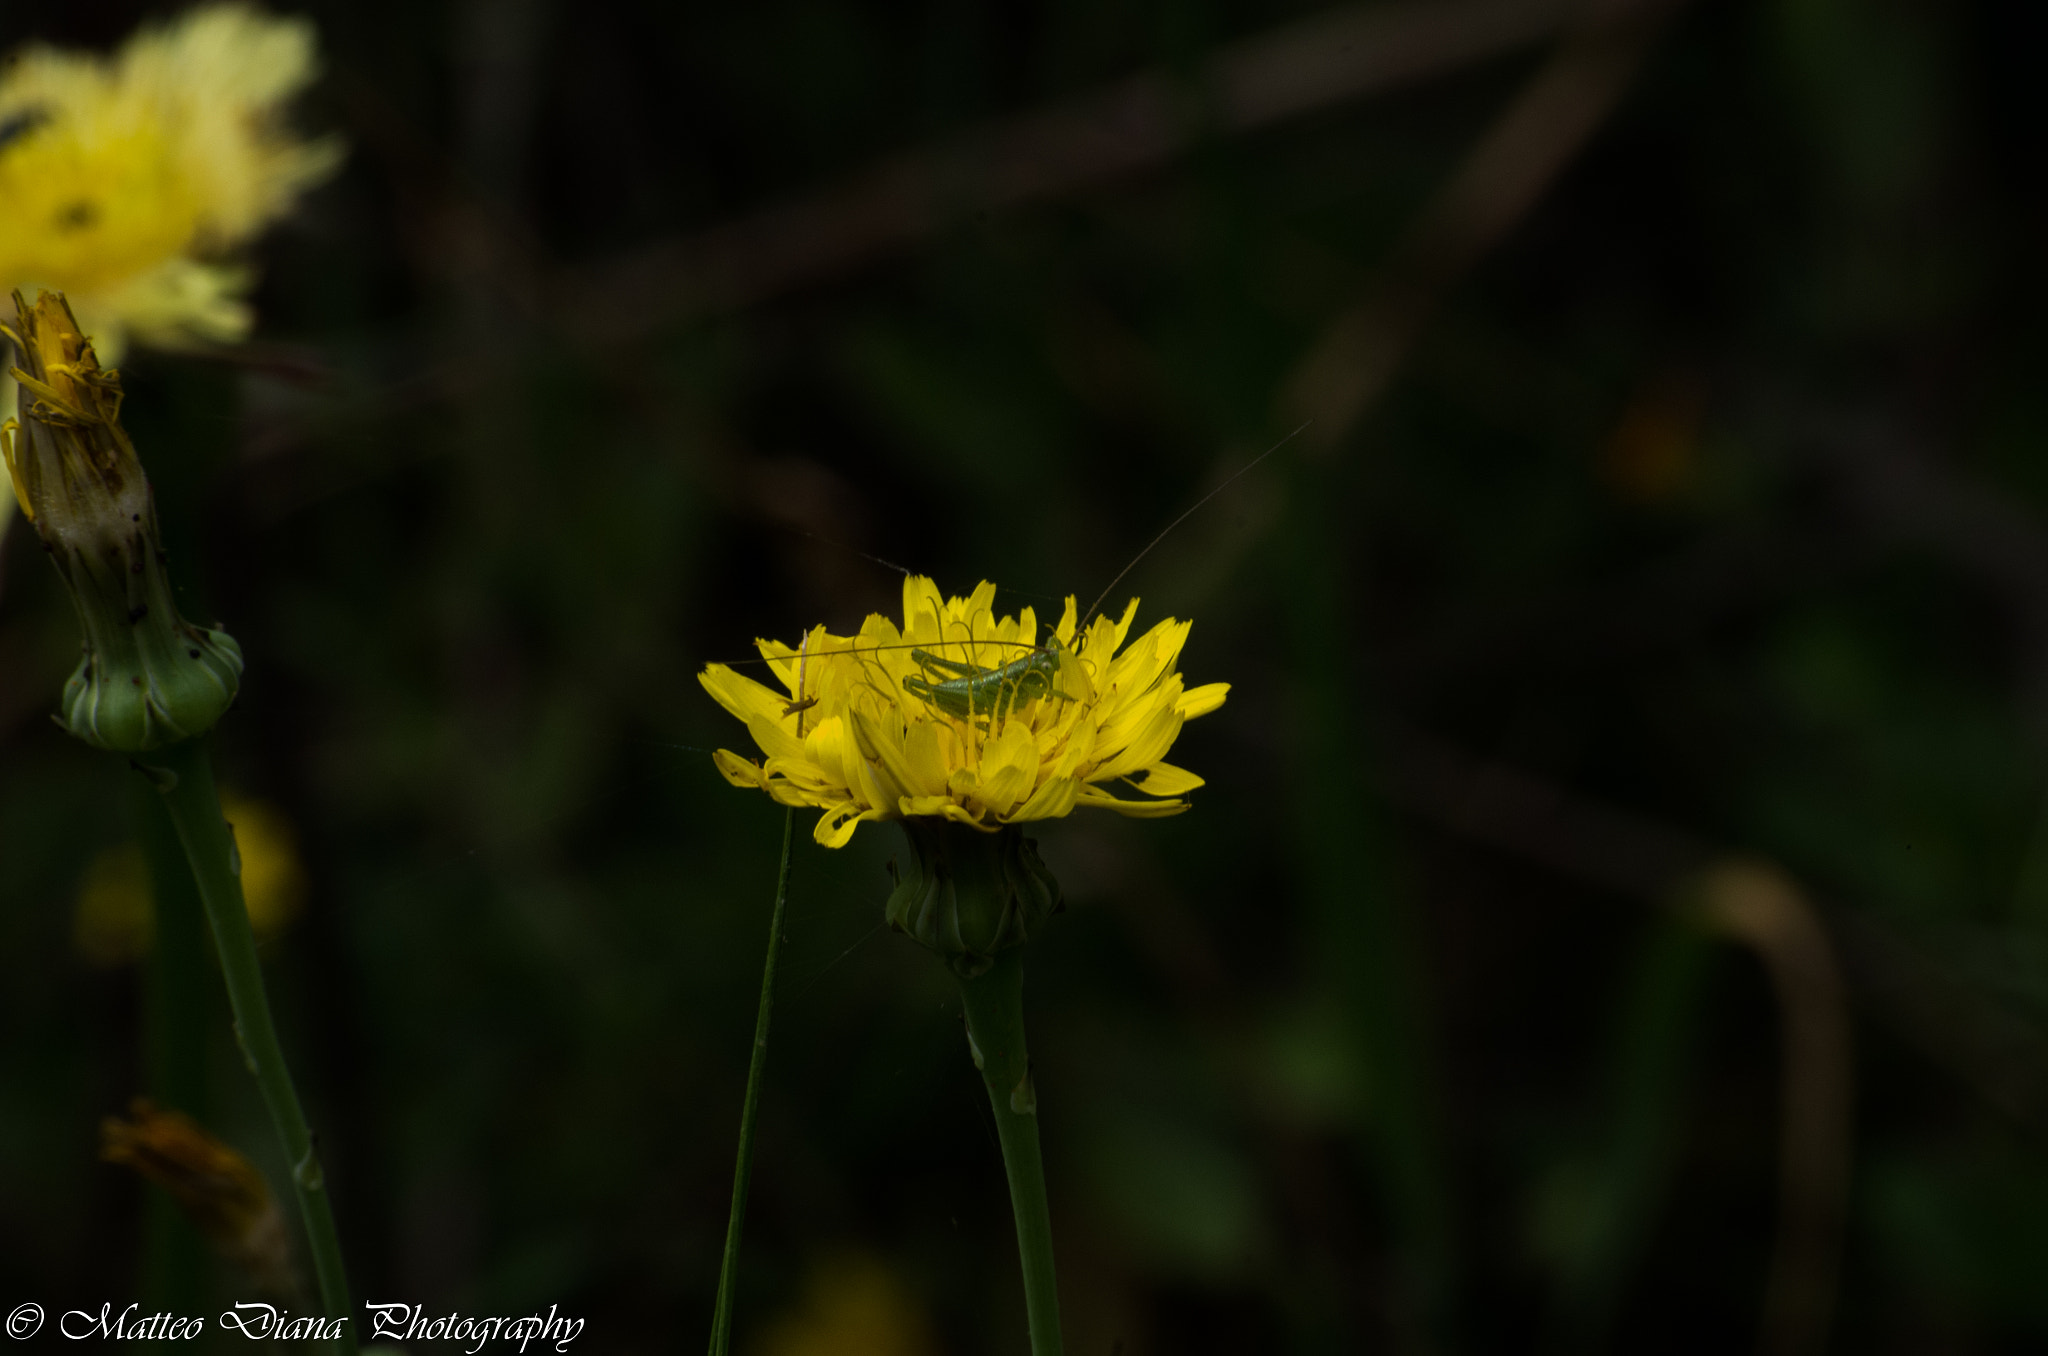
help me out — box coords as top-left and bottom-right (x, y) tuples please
(73, 842), (153, 968)
(220, 792), (309, 937)
(0, 3), (340, 533)
(0, 3), (337, 349)
(700, 577), (1228, 848)
(751, 1253), (937, 1356)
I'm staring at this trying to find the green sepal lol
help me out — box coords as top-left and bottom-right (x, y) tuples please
(886, 818), (1063, 976)
(50, 509), (244, 752)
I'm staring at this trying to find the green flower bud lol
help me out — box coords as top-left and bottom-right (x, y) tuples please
(885, 818), (1063, 977)
(2, 290), (242, 752)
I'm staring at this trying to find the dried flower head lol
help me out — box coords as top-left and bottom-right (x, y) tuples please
(101, 1098), (292, 1296)
(2, 290), (242, 750)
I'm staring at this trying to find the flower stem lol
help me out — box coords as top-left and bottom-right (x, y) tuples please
(133, 738), (355, 1356)
(708, 805), (796, 1356)
(132, 779), (209, 1312)
(956, 949), (1063, 1356)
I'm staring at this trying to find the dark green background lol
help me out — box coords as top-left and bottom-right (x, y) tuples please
(3, 0), (2046, 1350)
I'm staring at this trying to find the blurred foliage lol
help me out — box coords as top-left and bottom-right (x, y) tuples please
(3, 0), (2047, 1351)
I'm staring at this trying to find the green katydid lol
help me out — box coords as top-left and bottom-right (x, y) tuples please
(751, 424), (1305, 729)
(901, 634), (1080, 725)
(889, 424), (1306, 726)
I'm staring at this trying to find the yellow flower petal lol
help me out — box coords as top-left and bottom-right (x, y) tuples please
(712, 749), (767, 790)
(975, 757), (1033, 820)
(700, 664), (789, 728)
(903, 718), (957, 797)
(1177, 682), (1230, 719)
(815, 803), (876, 848)
(897, 795), (982, 827)
(1092, 705), (1184, 783)
(1074, 786), (1191, 817)
(1127, 761), (1205, 797)
(744, 711), (807, 764)
(1010, 776), (1080, 822)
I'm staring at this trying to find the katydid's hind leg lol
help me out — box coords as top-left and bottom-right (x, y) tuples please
(938, 614), (985, 676)
(902, 671), (945, 708)
(904, 650), (980, 717)
(911, 648), (987, 681)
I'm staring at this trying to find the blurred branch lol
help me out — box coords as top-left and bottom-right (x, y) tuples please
(1793, 408), (2048, 736)
(1254, 19), (1674, 1334)
(1381, 725), (2048, 1343)
(1283, 0), (1678, 451)
(1693, 861), (1851, 1356)
(1127, 0), (1675, 684)
(558, 0), (1643, 346)
(1389, 726), (1706, 892)
(238, 0), (1682, 527)
(242, 0), (1647, 504)
(1392, 732), (1853, 1351)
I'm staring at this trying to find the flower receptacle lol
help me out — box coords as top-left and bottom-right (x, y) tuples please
(886, 818), (1063, 976)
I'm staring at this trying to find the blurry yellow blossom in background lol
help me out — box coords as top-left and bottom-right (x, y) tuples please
(72, 843), (153, 967)
(74, 792), (309, 966)
(0, 3), (341, 535)
(223, 793), (310, 937)
(751, 1254), (937, 1356)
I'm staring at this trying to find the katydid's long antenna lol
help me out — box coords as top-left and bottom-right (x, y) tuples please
(1078, 422), (1308, 631)
(774, 523), (914, 579)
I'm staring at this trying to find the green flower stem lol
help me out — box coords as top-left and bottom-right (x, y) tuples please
(956, 949), (1063, 1356)
(708, 804), (796, 1356)
(134, 737), (355, 1356)
(133, 779), (209, 1312)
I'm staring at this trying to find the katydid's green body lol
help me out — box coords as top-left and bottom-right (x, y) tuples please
(903, 638), (1074, 722)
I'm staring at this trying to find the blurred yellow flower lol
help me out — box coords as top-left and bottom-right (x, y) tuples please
(701, 576), (1227, 847)
(222, 793), (310, 936)
(74, 792), (308, 966)
(73, 843), (153, 968)
(0, 3), (341, 532)
(750, 1253), (936, 1356)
